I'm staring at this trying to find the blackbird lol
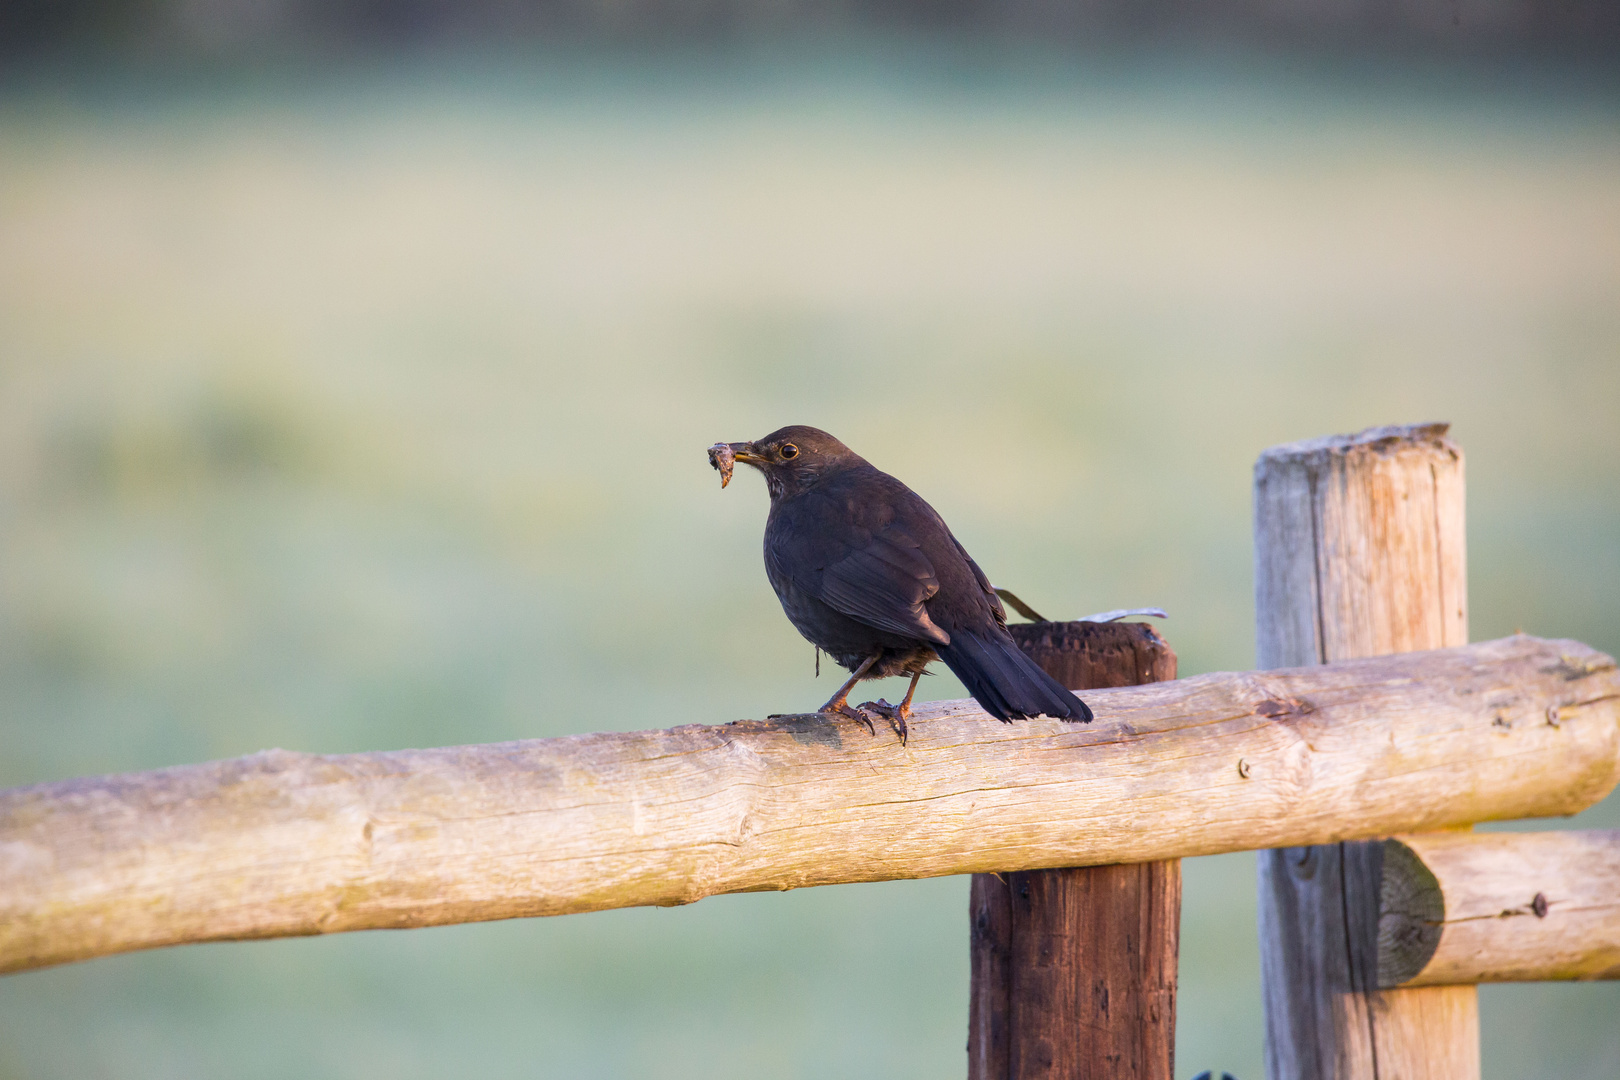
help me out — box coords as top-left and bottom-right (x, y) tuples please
(709, 425), (1092, 741)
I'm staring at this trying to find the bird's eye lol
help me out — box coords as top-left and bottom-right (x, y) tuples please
(779, 443), (799, 459)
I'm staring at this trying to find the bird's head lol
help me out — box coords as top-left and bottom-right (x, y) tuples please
(709, 425), (863, 498)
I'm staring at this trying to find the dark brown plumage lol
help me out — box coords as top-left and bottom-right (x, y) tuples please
(710, 425), (1092, 740)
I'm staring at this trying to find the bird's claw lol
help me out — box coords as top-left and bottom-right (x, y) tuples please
(859, 698), (911, 745)
(822, 701), (877, 736)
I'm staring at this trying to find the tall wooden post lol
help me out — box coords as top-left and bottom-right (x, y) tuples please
(969, 620), (1180, 1080)
(1253, 423), (1480, 1080)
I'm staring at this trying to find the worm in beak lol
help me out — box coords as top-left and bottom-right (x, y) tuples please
(707, 443), (736, 488)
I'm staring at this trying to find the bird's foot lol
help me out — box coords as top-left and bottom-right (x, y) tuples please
(860, 698), (911, 745)
(820, 700), (877, 736)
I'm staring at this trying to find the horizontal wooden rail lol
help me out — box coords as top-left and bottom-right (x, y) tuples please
(2, 634), (1617, 975)
(1378, 830), (1620, 987)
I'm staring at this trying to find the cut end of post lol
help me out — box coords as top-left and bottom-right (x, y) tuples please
(1376, 838), (1446, 988)
(1256, 422), (1457, 470)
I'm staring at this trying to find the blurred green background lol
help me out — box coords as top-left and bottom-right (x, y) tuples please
(1, 35), (1618, 1080)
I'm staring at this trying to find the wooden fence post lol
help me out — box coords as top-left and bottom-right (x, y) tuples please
(1254, 423), (1480, 1080)
(969, 620), (1180, 1080)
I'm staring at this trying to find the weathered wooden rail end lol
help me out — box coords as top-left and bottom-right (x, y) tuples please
(1377, 829), (1620, 988)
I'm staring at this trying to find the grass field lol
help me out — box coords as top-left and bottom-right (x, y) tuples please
(1, 47), (1618, 1080)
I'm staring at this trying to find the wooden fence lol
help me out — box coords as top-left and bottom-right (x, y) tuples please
(2, 423), (1618, 1080)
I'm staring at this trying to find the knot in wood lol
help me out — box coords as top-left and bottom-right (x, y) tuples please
(1254, 697), (1313, 720)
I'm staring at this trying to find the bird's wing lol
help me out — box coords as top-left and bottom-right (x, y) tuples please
(767, 482), (952, 647)
(816, 524), (952, 646)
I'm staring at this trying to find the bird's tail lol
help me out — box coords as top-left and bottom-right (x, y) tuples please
(935, 627), (1094, 723)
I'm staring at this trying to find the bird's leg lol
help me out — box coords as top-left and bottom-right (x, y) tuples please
(861, 671), (922, 745)
(818, 652), (881, 735)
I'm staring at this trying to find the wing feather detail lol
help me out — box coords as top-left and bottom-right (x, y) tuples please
(815, 528), (951, 645)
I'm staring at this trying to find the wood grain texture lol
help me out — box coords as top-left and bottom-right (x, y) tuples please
(972, 862), (1181, 1080)
(970, 620), (1179, 1080)
(970, 870), (1016, 1075)
(1379, 830), (1620, 986)
(1255, 421), (1481, 1080)
(2, 635), (1617, 976)
(1254, 422), (1467, 672)
(1258, 838), (1483, 1080)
